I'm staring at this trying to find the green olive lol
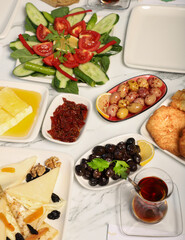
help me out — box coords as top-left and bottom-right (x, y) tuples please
(127, 103), (143, 114)
(118, 99), (129, 108)
(116, 108), (129, 119)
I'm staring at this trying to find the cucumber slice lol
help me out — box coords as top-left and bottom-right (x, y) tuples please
(26, 3), (47, 27)
(86, 13), (97, 30)
(92, 13), (119, 34)
(67, 7), (86, 26)
(42, 11), (54, 24)
(13, 58), (43, 77)
(78, 62), (109, 85)
(54, 65), (73, 88)
(10, 41), (38, 51)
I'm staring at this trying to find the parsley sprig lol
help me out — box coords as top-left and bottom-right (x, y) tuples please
(44, 26), (76, 62)
(88, 158), (129, 179)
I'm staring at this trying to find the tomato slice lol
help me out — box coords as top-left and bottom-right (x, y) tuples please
(36, 24), (51, 42)
(78, 37), (101, 52)
(54, 17), (71, 35)
(70, 20), (86, 38)
(63, 53), (79, 68)
(43, 53), (61, 66)
(79, 30), (101, 42)
(73, 49), (94, 64)
(32, 42), (53, 57)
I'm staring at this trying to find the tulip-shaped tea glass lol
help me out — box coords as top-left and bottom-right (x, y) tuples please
(132, 167), (174, 224)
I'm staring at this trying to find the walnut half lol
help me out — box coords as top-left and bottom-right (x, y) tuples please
(45, 156), (61, 169)
(30, 164), (46, 177)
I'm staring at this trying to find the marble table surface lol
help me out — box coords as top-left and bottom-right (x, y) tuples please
(0, 0), (184, 240)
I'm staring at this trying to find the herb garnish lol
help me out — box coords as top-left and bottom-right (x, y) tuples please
(88, 158), (129, 179)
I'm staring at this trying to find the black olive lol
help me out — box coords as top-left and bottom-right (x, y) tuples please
(102, 152), (113, 162)
(27, 224), (38, 235)
(126, 138), (135, 146)
(126, 144), (137, 155)
(111, 174), (120, 180)
(26, 173), (33, 182)
(135, 145), (140, 153)
(99, 176), (109, 186)
(75, 165), (85, 176)
(6, 237), (11, 240)
(128, 161), (137, 171)
(92, 146), (105, 156)
(105, 144), (116, 153)
(93, 169), (102, 179)
(133, 154), (141, 164)
(47, 210), (61, 220)
(51, 193), (60, 202)
(105, 167), (114, 178)
(82, 170), (92, 180)
(15, 233), (24, 240)
(114, 149), (123, 160)
(116, 141), (126, 150)
(89, 177), (99, 186)
(88, 154), (99, 161)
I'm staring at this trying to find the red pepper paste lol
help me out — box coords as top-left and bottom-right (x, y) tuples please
(48, 98), (88, 142)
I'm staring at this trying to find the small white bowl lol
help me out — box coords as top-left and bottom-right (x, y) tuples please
(42, 93), (92, 145)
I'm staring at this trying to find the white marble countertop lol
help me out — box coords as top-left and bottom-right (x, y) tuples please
(0, 0), (185, 240)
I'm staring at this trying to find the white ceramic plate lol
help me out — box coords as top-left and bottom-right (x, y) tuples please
(0, 146), (73, 240)
(0, 0), (21, 39)
(0, 80), (48, 143)
(124, 5), (185, 73)
(75, 133), (152, 191)
(42, 93), (92, 145)
(140, 98), (185, 166)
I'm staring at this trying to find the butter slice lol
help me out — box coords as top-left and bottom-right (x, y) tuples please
(0, 87), (33, 135)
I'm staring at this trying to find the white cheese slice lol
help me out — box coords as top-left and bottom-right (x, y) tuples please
(6, 167), (60, 204)
(0, 156), (37, 190)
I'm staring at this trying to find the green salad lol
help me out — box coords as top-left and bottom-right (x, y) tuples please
(10, 2), (123, 94)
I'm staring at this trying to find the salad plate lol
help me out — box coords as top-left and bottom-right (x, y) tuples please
(119, 181), (183, 237)
(96, 74), (167, 122)
(0, 0), (21, 39)
(140, 97), (185, 166)
(124, 5), (185, 73)
(10, 3), (122, 94)
(75, 133), (152, 191)
(0, 146), (74, 240)
(0, 80), (48, 143)
(42, 93), (92, 145)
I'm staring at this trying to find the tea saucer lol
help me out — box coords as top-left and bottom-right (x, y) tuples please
(119, 181), (183, 237)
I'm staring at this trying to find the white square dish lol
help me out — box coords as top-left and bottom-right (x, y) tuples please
(124, 6), (185, 73)
(0, 80), (49, 143)
(42, 93), (92, 145)
(0, 146), (74, 240)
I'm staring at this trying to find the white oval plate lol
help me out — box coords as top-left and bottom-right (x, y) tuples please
(140, 97), (185, 166)
(0, 80), (48, 143)
(42, 93), (92, 145)
(75, 133), (152, 191)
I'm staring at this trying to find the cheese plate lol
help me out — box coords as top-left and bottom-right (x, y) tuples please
(0, 146), (74, 240)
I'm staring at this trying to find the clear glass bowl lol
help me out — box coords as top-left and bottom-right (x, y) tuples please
(86, 0), (131, 10)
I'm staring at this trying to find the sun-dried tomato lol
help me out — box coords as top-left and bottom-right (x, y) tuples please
(48, 98), (88, 142)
